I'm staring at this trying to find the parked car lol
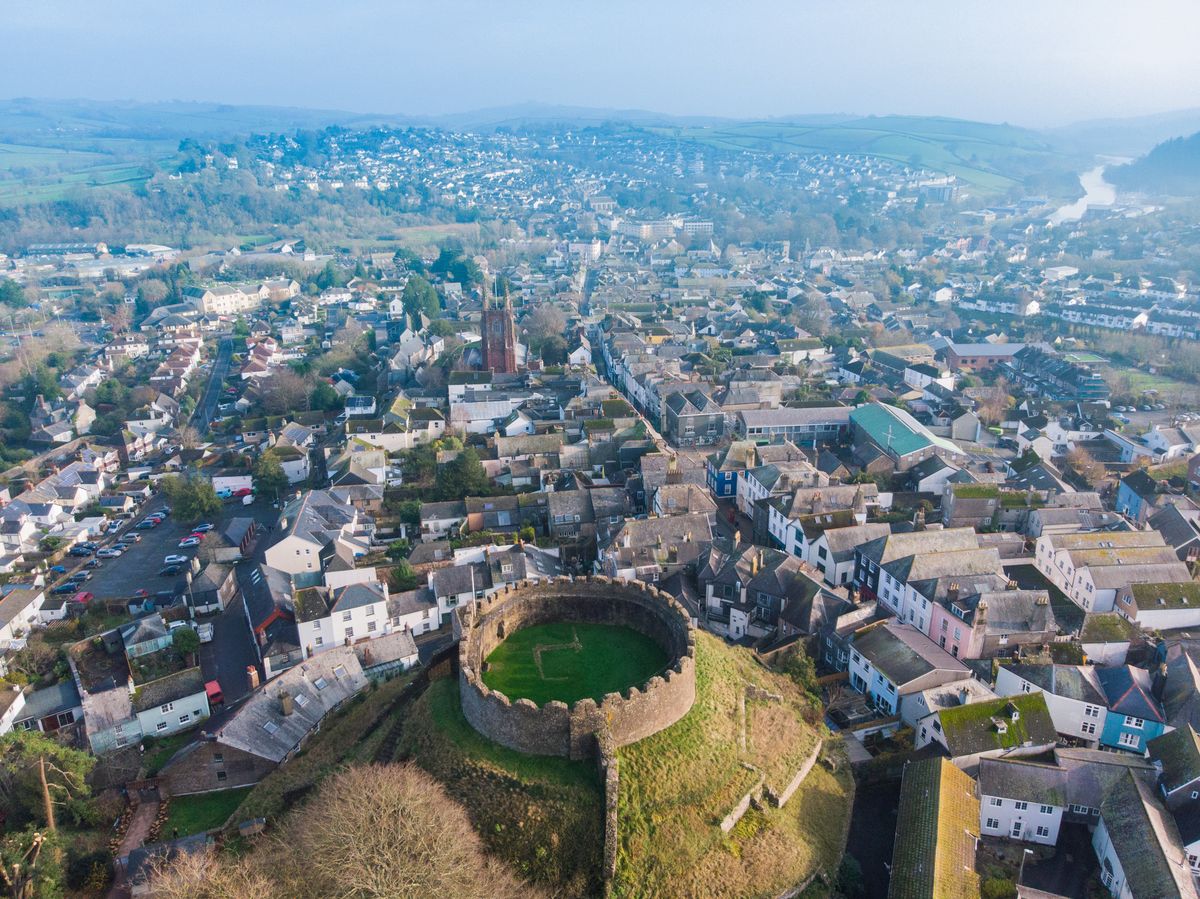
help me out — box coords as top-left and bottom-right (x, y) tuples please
(193, 523), (215, 533)
(178, 537), (201, 548)
(163, 554), (189, 565)
(49, 565), (67, 574)
(132, 589), (150, 599)
(96, 548), (123, 559)
(68, 546), (94, 557)
(197, 623), (215, 643)
(84, 559), (103, 569)
(122, 533), (142, 543)
(158, 565), (182, 577)
(233, 487), (253, 497)
(51, 584), (76, 595)
(136, 520), (159, 530)
(72, 591), (94, 604)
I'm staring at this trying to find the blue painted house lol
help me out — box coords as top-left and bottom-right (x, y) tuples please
(706, 441), (756, 499)
(1115, 469), (1161, 524)
(1097, 665), (1168, 753)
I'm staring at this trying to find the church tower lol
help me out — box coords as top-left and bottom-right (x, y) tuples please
(481, 282), (517, 374)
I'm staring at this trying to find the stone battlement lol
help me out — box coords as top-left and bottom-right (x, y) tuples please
(457, 576), (697, 759)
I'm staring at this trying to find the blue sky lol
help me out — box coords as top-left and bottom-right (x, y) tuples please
(4, 0), (1199, 126)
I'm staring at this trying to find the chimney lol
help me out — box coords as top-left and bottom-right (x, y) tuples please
(958, 686), (970, 706)
(246, 665), (260, 691)
(947, 582), (960, 604)
(623, 531), (631, 549)
(751, 551), (760, 576)
(685, 531), (692, 543)
(280, 692), (294, 716)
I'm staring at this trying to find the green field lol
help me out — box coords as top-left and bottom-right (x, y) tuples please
(482, 621), (668, 706)
(164, 788), (253, 838)
(652, 115), (1075, 194)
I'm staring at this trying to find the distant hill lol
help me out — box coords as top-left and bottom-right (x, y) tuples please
(1050, 107), (1200, 157)
(1108, 130), (1200, 195)
(649, 115), (1078, 194)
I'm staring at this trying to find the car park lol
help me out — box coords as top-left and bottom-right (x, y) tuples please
(96, 548), (123, 558)
(163, 554), (189, 565)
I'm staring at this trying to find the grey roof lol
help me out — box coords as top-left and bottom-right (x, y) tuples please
(1005, 664), (1106, 705)
(13, 680), (81, 724)
(1099, 771), (1197, 899)
(739, 405), (851, 428)
(330, 581), (387, 613)
(387, 586), (437, 617)
(851, 620), (968, 686)
(978, 757), (1068, 807)
(431, 562), (490, 597)
(1053, 746), (1156, 809)
(1148, 726), (1200, 794)
(131, 667), (206, 713)
(353, 629), (418, 670)
(0, 588), (42, 631)
(212, 646), (368, 763)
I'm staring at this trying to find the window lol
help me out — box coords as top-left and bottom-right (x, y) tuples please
(1014, 801), (1028, 811)
(1119, 732), (1140, 749)
(342, 611), (352, 622)
(1124, 716), (1144, 729)
(1081, 721), (1097, 735)
(263, 720), (279, 734)
(313, 677), (328, 691)
(366, 606), (375, 617)
(160, 702), (174, 714)
(178, 714), (190, 724)
(1039, 805), (1053, 815)
(367, 621), (377, 633)
(1085, 706), (1100, 718)
(333, 665), (347, 679)
(345, 627), (354, 638)
(294, 693), (309, 708)
(986, 818), (1000, 830)
(989, 797), (1003, 807)
(1036, 826), (1050, 838)
(217, 770), (227, 782)
(314, 636), (324, 647)
(213, 753), (224, 764)
(156, 721), (168, 732)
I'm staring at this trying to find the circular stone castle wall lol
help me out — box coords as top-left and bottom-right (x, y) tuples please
(457, 576), (696, 759)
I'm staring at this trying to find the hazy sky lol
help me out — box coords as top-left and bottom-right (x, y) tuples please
(4, 1), (1200, 126)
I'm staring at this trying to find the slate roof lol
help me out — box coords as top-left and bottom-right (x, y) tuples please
(1097, 665), (1167, 723)
(1053, 746), (1156, 809)
(1100, 770), (1197, 899)
(852, 621), (969, 687)
(978, 757), (1068, 807)
(13, 680), (81, 725)
(1004, 664), (1106, 705)
(131, 666), (205, 713)
(211, 646), (368, 763)
(887, 757), (980, 899)
(1148, 725), (1200, 794)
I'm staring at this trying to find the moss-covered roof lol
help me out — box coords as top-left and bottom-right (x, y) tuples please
(1079, 613), (1138, 643)
(888, 757), (980, 899)
(1129, 581), (1200, 611)
(937, 692), (1056, 758)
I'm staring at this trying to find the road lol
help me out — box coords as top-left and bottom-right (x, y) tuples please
(194, 336), (233, 435)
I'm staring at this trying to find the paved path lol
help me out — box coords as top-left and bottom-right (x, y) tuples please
(117, 798), (160, 856)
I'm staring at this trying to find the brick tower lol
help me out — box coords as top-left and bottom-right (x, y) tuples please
(481, 284), (517, 374)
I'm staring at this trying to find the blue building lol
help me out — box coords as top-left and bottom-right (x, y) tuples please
(1115, 469), (1160, 524)
(706, 441), (756, 499)
(1096, 665), (1168, 753)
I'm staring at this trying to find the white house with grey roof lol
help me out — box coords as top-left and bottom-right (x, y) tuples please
(978, 757), (1068, 845)
(996, 663), (1109, 746)
(264, 490), (373, 580)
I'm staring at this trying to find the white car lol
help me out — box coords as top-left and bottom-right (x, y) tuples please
(96, 548), (123, 559)
(163, 554), (189, 565)
(178, 537), (201, 548)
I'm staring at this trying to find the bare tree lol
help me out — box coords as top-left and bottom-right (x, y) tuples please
(1065, 446), (1107, 486)
(151, 765), (542, 899)
(174, 425), (202, 449)
(258, 369), (310, 417)
(522, 305), (567, 350)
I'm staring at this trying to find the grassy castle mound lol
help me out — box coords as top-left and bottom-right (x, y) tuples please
(393, 630), (853, 897)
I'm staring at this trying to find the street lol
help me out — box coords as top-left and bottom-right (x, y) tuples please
(194, 336), (234, 434)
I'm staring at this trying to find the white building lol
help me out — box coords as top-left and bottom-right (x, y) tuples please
(995, 664), (1107, 745)
(978, 757), (1066, 846)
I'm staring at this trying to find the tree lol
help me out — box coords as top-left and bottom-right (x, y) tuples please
(0, 278), (29, 309)
(0, 731), (95, 830)
(389, 560), (419, 592)
(540, 335), (568, 365)
(158, 476), (223, 524)
(308, 381), (342, 412)
(1, 830), (62, 899)
(151, 765), (538, 899)
(232, 317), (250, 338)
(1065, 447), (1107, 486)
(259, 369), (310, 416)
(172, 627), (201, 666)
(523, 305), (566, 351)
(21, 364), (62, 405)
(401, 274), (440, 321)
(435, 448), (490, 500)
(253, 449), (289, 499)
(174, 425), (202, 450)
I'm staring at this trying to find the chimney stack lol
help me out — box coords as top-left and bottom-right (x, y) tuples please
(280, 692), (294, 716)
(751, 551), (760, 577)
(246, 665), (260, 691)
(947, 582), (960, 604)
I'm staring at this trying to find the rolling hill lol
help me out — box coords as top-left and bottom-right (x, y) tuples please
(1108, 130), (1200, 195)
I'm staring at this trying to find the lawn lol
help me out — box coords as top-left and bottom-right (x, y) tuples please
(164, 788), (252, 838)
(482, 621), (668, 706)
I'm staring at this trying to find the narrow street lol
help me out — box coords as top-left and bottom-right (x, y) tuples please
(194, 336), (234, 435)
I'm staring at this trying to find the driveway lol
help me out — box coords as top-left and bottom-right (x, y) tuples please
(197, 583), (259, 705)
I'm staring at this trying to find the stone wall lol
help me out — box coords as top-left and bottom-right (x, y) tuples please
(458, 576), (696, 760)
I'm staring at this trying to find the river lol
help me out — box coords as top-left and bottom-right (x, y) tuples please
(1047, 164), (1118, 226)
